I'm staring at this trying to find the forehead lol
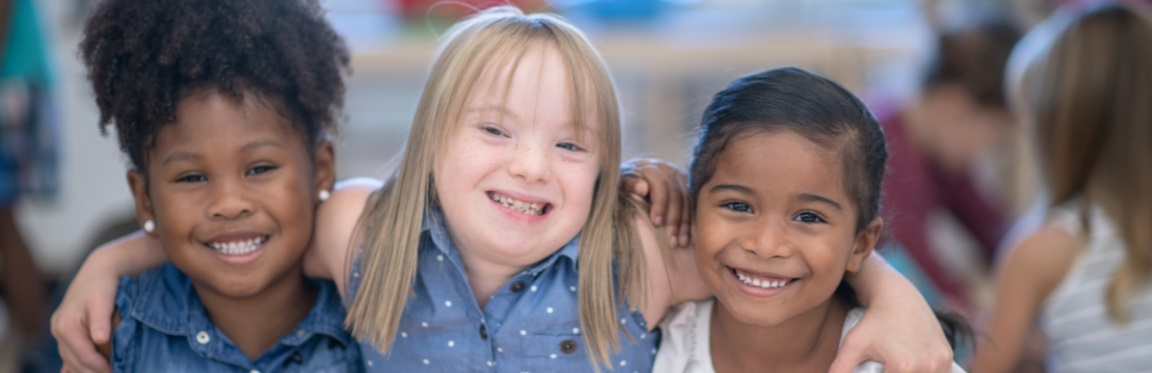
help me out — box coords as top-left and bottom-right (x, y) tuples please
(710, 131), (850, 202)
(152, 91), (303, 157)
(461, 44), (602, 134)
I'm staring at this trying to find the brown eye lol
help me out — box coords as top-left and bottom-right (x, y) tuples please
(246, 165), (277, 176)
(793, 212), (825, 223)
(722, 201), (752, 213)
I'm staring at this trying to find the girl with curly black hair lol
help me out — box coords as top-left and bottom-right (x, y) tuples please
(57, 0), (358, 371)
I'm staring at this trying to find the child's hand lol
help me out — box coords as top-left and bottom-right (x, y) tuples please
(620, 158), (692, 247)
(52, 231), (167, 373)
(52, 249), (121, 373)
(831, 255), (955, 373)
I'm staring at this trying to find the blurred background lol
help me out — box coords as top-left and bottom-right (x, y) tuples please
(1, 0), (1070, 370)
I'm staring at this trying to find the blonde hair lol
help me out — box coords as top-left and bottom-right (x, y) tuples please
(345, 6), (648, 368)
(1010, 3), (1152, 323)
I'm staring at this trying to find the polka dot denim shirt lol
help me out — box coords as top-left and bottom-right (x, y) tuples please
(348, 210), (658, 372)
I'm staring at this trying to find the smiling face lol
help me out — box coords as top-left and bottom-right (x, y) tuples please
(693, 130), (877, 326)
(432, 44), (601, 273)
(129, 90), (332, 299)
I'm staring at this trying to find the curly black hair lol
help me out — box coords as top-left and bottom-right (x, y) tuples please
(80, 0), (350, 171)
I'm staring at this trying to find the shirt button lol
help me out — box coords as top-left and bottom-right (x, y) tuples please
(510, 281), (527, 292)
(296, 330), (306, 337)
(560, 339), (577, 354)
(250, 370), (260, 373)
(479, 324), (489, 340)
(196, 331), (210, 344)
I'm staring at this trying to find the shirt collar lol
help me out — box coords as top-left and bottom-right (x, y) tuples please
(422, 208), (580, 275)
(129, 264), (353, 347)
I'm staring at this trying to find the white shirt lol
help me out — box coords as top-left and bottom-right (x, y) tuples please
(653, 299), (966, 373)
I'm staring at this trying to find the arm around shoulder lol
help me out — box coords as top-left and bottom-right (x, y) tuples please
(305, 177), (382, 295)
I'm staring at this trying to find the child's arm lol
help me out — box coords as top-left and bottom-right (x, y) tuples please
(969, 226), (1076, 372)
(51, 178), (381, 373)
(302, 177), (381, 295)
(52, 231), (165, 373)
(621, 158), (692, 248)
(829, 254), (957, 372)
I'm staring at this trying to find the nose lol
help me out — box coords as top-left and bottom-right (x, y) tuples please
(740, 217), (794, 259)
(507, 141), (551, 184)
(206, 178), (255, 220)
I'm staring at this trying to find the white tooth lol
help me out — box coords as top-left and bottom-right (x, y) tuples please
(752, 279), (762, 287)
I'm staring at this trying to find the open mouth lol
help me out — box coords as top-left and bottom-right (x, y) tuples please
(207, 236), (269, 256)
(488, 192), (550, 216)
(730, 267), (795, 289)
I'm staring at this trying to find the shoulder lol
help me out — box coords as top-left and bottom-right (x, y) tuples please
(654, 300), (716, 373)
(998, 223), (1078, 290)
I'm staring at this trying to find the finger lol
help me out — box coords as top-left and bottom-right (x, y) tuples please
(661, 176), (682, 239)
(620, 173), (649, 198)
(88, 299), (113, 345)
(646, 174), (668, 227)
(678, 202), (692, 248)
(827, 335), (870, 373)
(676, 174), (692, 247)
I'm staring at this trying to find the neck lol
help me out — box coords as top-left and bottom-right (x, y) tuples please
(710, 297), (849, 373)
(194, 264), (316, 361)
(458, 250), (523, 309)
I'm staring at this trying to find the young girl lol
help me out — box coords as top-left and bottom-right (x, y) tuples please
(65, 0), (359, 371)
(54, 6), (955, 372)
(971, 4), (1152, 372)
(655, 67), (968, 372)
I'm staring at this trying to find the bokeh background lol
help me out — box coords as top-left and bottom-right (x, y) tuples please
(2, 0), (1070, 370)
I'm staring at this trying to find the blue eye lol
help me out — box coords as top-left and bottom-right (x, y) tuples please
(175, 174), (206, 183)
(247, 165), (277, 176)
(722, 201), (753, 213)
(557, 142), (582, 151)
(482, 126), (505, 136)
(794, 212), (826, 223)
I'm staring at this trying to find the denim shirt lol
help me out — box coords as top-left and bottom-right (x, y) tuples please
(348, 210), (659, 372)
(112, 264), (362, 372)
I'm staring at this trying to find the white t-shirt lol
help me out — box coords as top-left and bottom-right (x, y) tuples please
(653, 299), (966, 372)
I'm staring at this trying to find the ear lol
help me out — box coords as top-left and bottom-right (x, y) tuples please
(127, 170), (157, 238)
(846, 217), (883, 274)
(313, 140), (336, 202)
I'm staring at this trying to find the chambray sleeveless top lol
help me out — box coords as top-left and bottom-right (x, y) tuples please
(1039, 204), (1152, 372)
(347, 210), (658, 372)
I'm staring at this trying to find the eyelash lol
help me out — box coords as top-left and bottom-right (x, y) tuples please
(172, 165), (277, 183)
(721, 201), (753, 213)
(793, 211), (826, 224)
(481, 125), (585, 152)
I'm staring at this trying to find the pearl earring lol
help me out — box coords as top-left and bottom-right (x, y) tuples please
(143, 219), (155, 233)
(319, 189), (331, 202)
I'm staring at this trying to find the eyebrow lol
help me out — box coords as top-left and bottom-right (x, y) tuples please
(158, 139), (284, 167)
(708, 184), (754, 194)
(798, 193), (843, 211)
(709, 184), (844, 211)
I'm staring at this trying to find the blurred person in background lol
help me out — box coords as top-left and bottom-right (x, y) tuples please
(972, 3), (1152, 371)
(870, 15), (1021, 311)
(0, 0), (55, 369)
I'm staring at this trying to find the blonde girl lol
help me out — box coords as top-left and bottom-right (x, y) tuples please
(971, 3), (1152, 372)
(54, 6), (954, 372)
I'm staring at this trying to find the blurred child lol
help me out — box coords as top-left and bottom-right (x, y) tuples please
(875, 17), (1022, 309)
(72, 0), (359, 371)
(971, 3), (1152, 372)
(55, 6), (955, 372)
(655, 67), (969, 372)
